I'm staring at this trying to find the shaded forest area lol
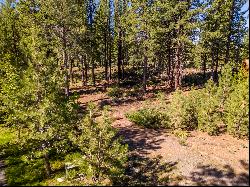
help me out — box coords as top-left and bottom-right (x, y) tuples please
(0, 0), (249, 186)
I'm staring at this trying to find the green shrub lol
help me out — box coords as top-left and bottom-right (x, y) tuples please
(124, 85), (142, 98)
(167, 90), (198, 131)
(156, 91), (167, 107)
(126, 108), (169, 129)
(107, 86), (123, 99)
(224, 72), (249, 138)
(192, 81), (221, 135)
(173, 129), (189, 146)
(0, 127), (16, 146)
(189, 65), (248, 137)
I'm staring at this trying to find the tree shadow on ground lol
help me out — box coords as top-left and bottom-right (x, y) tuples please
(70, 85), (107, 95)
(78, 95), (146, 112)
(188, 160), (249, 186)
(116, 126), (166, 155)
(113, 153), (178, 186)
(182, 71), (212, 88)
(78, 84), (174, 112)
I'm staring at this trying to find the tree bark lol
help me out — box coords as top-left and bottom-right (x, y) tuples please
(91, 57), (95, 86)
(104, 30), (108, 81)
(63, 49), (69, 97)
(171, 59), (175, 88)
(44, 153), (51, 177)
(178, 52), (183, 87)
(70, 59), (74, 84)
(84, 55), (88, 85)
(108, 0), (112, 82)
(108, 38), (112, 82)
(213, 44), (219, 83)
(203, 54), (207, 79)
(167, 47), (171, 82)
(121, 30), (126, 80)
(117, 30), (122, 82)
(143, 47), (148, 92)
(122, 49), (125, 80)
(80, 55), (85, 86)
(174, 45), (181, 90)
(225, 0), (235, 64)
(62, 27), (69, 97)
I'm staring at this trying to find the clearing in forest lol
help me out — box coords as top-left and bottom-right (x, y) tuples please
(76, 86), (249, 186)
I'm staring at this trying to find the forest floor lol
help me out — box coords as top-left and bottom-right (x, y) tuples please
(77, 88), (249, 186)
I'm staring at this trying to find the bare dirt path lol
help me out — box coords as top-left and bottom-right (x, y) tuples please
(78, 93), (249, 186)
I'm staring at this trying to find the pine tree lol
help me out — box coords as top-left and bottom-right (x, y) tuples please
(0, 0), (79, 177)
(68, 104), (128, 184)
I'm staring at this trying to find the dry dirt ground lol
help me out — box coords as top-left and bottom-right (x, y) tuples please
(78, 90), (249, 186)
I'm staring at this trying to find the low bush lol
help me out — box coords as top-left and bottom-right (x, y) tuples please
(167, 90), (198, 131)
(107, 86), (123, 99)
(126, 108), (169, 129)
(224, 71), (249, 138)
(173, 129), (189, 146)
(124, 85), (142, 98)
(192, 81), (222, 135)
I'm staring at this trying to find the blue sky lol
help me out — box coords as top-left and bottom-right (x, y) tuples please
(242, 0), (249, 27)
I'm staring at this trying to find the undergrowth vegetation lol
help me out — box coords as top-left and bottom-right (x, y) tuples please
(126, 65), (249, 139)
(107, 86), (123, 99)
(0, 103), (128, 186)
(126, 108), (168, 129)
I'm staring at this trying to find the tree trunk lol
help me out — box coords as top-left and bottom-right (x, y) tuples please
(108, 1), (112, 83)
(225, 0), (235, 64)
(143, 47), (148, 92)
(80, 55), (85, 86)
(235, 23), (242, 64)
(84, 55), (88, 85)
(213, 45), (219, 83)
(63, 50), (69, 97)
(174, 45), (181, 90)
(178, 54), (183, 87)
(108, 39), (112, 82)
(121, 30), (126, 80)
(44, 153), (51, 177)
(171, 59), (175, 88)
(70, 59), (74, 84)
(62, 28), (69, 97)
(122, 58), (125, 80)
(211, 50), (215, 80)
(203, 54), (207, 79)
(91, 58), (95, 86)
(122, 47), (125, 80)
(125, 47), (129, 76)
(167, 47), (171, 82)
(214, 60), (219, 83)
(117, 30), (122, 82)
(104, 31), (108, 81)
